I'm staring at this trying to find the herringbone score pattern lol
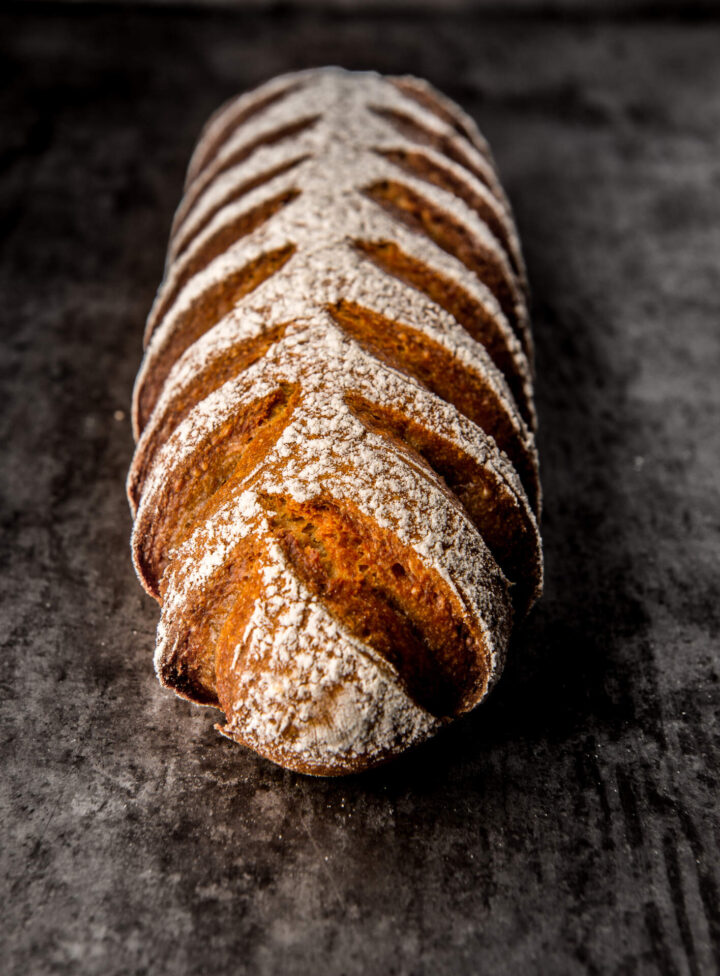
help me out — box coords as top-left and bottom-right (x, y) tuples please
(128, 68), (542, 775)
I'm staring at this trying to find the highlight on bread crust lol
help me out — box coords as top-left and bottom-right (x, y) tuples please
(128, 67), (543, 776)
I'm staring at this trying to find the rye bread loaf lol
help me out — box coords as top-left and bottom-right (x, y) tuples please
(128, 67), (542, 776)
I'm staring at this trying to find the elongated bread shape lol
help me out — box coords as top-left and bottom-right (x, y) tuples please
(128, 67), (542, 776)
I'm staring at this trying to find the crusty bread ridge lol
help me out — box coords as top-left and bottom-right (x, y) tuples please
(128, 67), (543, 776)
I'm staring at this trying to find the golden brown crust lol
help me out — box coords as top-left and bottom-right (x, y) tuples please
(370, 105), (501, 202)
(128, 322), (290, 512)
(173, 156), (309, 263)
(364, 180), (522, 336)
(135, 382), (300, 595)
(145, 192), (298, 348)
(258, 493), (491, 717)
(376, 148), (524, 281)
(128, 68), (542, 775)
(173, 116), (319, 238)
(185, 80), (304, 189)
(327, 299), (539, 511)
(390, 77), (491, 159)
(344, 392), (541, 613)
(136, 244), (295, 432)
(353, 237), (534, 390)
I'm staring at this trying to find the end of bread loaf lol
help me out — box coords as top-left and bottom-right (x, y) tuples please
(213, 545), (445, 777)
(128, 67), (542, 775)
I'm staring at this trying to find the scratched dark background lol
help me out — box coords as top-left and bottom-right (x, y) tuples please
(1, 2), (719, 974)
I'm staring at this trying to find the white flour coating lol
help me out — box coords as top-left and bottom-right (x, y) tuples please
(176, 69), (505, 232)
(171, 130), (524, 286)
(138, 323), (516, 618)
(139, 69), (530, 356)
(390, 76), (492, 157)
(378, 144), (527, 286)
(147, 318), (535, 510)
(219, 540), (439, 769)
(169, 148), (308, 265)
(174, 130), (521, 287)
(129, 68), (542, 773)
(159, 522), (439, 767)
(134, 314), (541, 581)
(138, 199), (533, 411)
(132, 317), (541, 603)
(133, 262), (535, 492)
(183, 73), (304, 185)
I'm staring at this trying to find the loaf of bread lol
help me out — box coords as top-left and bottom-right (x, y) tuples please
(128, 67), (542, 776)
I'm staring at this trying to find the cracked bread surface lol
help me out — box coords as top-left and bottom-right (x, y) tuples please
(128, 67), (543, 776)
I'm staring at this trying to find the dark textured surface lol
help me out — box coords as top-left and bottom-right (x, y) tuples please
(2, 5), (719, 974)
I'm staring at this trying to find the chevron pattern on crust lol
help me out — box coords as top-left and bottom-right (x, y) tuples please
(128, 67), (542, 776)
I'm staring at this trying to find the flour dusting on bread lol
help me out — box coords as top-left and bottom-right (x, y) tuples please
(128, 68), (542, 776)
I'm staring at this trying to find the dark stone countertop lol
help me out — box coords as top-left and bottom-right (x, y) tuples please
(1, 5), (719, 974)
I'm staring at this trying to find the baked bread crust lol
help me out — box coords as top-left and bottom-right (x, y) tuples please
(128, 67), (542, 776)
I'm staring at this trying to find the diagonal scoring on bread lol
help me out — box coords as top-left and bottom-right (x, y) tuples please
(326, 298), (539, 511)
(369, 104), (505, 205)
(128, 68), (543, 775)
(352, 238), (534, 419)
(134, 381), (300, 596)
(185, 79), (305, 188)
(174, 116), (320, 235)
(128, 321), (290, 511)
(344, 392), (541, 613)
(390, 77), (490, 158)
(136, 244), (295, 432)
(146, 189), (300, 343)
(375, 148), (524, 281)
(364, 179), (522, 336)
(172, 155), (310, 263)
(156, 530), (270, 707)
(258, 492), (492, 718)
(211, 530), (442, 775)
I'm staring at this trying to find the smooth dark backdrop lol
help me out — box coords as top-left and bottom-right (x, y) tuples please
(2, 4), (719, 974)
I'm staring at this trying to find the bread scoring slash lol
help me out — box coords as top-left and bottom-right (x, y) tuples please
(127, 67), (543, 775)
